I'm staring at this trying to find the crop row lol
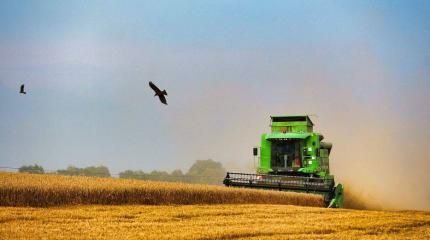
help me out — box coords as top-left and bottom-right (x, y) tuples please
(0, 172), (324, 207)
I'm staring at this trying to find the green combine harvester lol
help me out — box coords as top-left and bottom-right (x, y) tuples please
(223, 115), (343, 208)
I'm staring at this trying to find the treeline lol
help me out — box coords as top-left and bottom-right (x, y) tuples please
(119, 160), (226, 185)
(57, 166), (111, 178)
(19, 165), (111, 177)
(18, 164), (45, 174)
(17, 159), (226, 185)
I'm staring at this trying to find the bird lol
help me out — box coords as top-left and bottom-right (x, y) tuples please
(149, 81), (168, 105)
(19, 84), (26, 94)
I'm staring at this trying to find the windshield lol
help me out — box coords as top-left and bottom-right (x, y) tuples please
(270, 139), (302, 170)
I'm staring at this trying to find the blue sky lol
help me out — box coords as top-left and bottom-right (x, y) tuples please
(0, 0), (429, 209)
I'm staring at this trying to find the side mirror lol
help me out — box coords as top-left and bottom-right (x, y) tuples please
(253, 147), (258, 156)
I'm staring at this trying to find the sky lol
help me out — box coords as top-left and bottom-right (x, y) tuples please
(0, 0), (429, 210)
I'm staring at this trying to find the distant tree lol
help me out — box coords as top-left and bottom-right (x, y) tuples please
(148, 170), (170, 181)
(118, 160), (226, 185)
(18, 164), (44, 174)
(186, 159), (226, 185)
(119, 170), (147, 180)
(170, 169), (184, 181)
(119, 170), (135, 179)
(57, 165), (110, 177)
(119, 169), (186, 182)
(57, 166), (82, 176)
(83, 166), (110, 177)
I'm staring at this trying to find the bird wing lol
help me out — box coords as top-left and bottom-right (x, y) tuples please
(20, 84), (25, 92)
(149, 81), (161, 94)
(158, 94), (168, 105)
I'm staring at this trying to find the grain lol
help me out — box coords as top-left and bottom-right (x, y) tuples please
(1, 204), (429, 239)
(0, 172), (324, 207)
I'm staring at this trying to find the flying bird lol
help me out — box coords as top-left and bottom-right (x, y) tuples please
(19, 84), (26, 94)
(149, 81), (168, 105)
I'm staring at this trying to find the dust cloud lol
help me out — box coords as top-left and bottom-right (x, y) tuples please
(166, 47), (430, 211)
(291, 70), (430, 211)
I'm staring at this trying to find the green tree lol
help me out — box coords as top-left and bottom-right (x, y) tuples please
(148, 170), (170, 181)
(170, 169), (184, 181)
(119, 170), (147, 180)
(119, 169), (186, 182)
(186, 159), (226, 185)
(118, 160), (226, 185)
(57, 165), (110, 177)
(83, 166), (110, 177)
(18, 164), (45, 174)
(57, 166), (83, 176)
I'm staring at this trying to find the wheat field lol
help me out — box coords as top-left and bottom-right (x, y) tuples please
(1, 204), (429, 240)
(0, 172), (324, 207)
(1, 172), (429, 239)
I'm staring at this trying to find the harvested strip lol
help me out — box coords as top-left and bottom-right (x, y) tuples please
(0, 172), (324, 207)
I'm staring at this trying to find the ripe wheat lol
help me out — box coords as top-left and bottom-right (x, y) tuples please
(1, 204), (429, 239)
(0, 172), (324, 207)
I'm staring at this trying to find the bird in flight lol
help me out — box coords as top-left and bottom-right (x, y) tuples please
(149, 81), (168, 105)
(19, 84), (27, 94)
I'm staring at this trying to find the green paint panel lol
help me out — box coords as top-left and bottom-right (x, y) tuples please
(258, 115), (343, 207)
(259, 134), (271, 173)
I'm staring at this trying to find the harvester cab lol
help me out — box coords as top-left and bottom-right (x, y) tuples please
(224, 115), (343, 208)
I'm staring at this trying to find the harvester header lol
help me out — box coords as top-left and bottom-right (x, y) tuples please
(224, 114), (343, 208)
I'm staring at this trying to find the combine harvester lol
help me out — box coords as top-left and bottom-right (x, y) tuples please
(224, 115), (343, 208)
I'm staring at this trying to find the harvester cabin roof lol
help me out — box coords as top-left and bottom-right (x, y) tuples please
(270, 115), (314, 126)
(270, 115), (314, 133)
